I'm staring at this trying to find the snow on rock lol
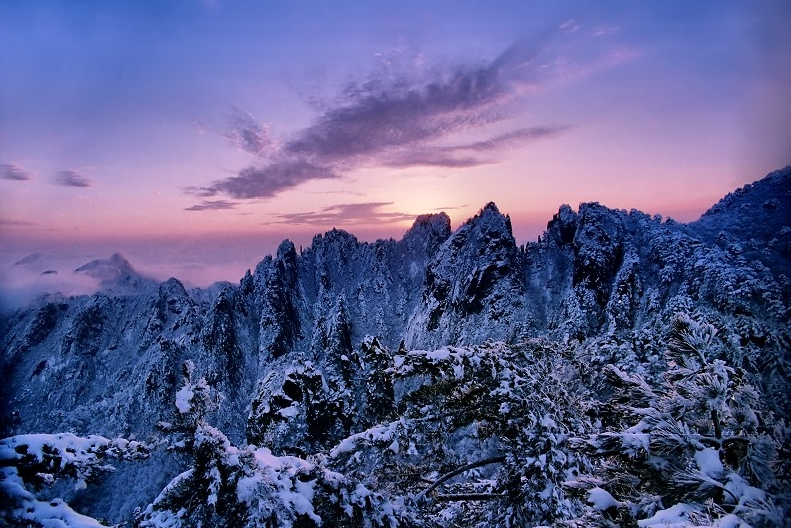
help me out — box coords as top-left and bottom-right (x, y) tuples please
(0, 468), (108, 527)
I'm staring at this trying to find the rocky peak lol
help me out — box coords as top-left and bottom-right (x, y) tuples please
(276, 239), (298, 261)
(406, 202), (524, 346)
(571, 203), (626, 305)
(698, 166), (790, 222)
(160, 277), (188, 299)
(309, 229), (360, 262)
(692, 167), (791, 247)
(74, 253), (157, 293)
(546, 204), (578, 246)
(402, 212), (452, 253)
(156, 278), (192, 317)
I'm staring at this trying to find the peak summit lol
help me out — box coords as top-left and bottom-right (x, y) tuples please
(691, 166), (791, 254)
(482, 201), (500, 214)
(74, 253), (156, 293)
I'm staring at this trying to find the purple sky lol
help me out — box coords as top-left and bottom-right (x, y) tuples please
(1, 0), (790, 298)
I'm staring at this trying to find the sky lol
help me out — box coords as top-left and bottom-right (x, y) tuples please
(1, 0), (790, 302)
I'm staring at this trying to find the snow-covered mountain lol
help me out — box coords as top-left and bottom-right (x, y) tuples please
(1, 167), (789, 527)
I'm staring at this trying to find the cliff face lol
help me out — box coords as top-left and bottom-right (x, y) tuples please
(1, 167), (789, 523)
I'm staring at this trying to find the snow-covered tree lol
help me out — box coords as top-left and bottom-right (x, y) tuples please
(328, 340), (594, 527)
(139, 365), (415, 527)
(579, 314), (787, 527)
(0, 433), (149, 527)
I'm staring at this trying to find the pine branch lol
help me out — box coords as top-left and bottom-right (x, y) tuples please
(415, 455), (506, 501)
(673, 467), (740, 504)
(434, 493), (505, 502)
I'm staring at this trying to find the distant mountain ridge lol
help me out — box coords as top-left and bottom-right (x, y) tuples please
(0, 166), (789, 525)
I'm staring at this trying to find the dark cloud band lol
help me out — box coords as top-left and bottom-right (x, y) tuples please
(185, 200), (238, 211)
(53, 170), (91, 188)
(0, 218), (37, 226)
(269, 202), (415, 226)
(202, 160), (337, 200)
(1, 163), (32, 181)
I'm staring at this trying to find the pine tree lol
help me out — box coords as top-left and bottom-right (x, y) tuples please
(580, 314), (786, 527)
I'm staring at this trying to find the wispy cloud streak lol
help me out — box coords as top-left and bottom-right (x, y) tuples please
(185, 200), (238, 211)
(53, 170), (91, 188)
(381, 126), (568, 168)
(270, 202), (415, 226)
(1, 163), (32, 181)
(0, 218), (37, 226)
(224, 107), (272, 156)
(192, 32), (628, 203)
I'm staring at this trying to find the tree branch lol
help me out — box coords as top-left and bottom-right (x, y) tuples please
(435, 493), (505, 502)
(416, 455), (506, 501)
(711, 409), (722, 440)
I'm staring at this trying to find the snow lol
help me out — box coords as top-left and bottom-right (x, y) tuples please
(330, 422), (400, 458)
(150, 469), (195, 507)
(0, 433), (109, 465)
(0, 467), (107, 528)
(711, 515), (745, 528)
(277, 404), (299, 418)
(353, 483), (373, 499)
(232, 446), (327, 525)
(28, 496), (107, 528)
(725, 473), (765, 506)
(637, 503), (696, 527)
(288, 479), (319, 522)
(541, 414), (557, 429)
(426, 348), (451, 361)
(174, 385), (193, 414)
(695, 447), (723, 477)
(587, 487), (621, 511)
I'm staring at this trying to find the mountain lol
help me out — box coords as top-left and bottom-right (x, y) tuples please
(73, 252), (159, 294)
(13, 253), (43, 267)
(1, 167), (789, 527)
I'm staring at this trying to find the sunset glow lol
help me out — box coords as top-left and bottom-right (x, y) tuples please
(1, 0), (789, 290)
